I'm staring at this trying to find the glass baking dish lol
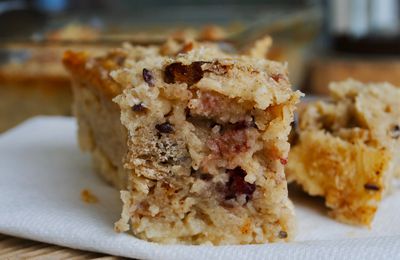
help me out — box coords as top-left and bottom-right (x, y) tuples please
(0, 2), (321, 132)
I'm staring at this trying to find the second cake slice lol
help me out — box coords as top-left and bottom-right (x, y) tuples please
(288, 79), (400, 226)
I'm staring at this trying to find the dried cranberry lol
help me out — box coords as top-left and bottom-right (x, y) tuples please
(155, 122), (174, 134)
(391, 124), (400, 139)
(163, 62), (205, 86)
(278, 231), (288, 239)
(143, 68), (155, 86)
(225, 167), (255, 200)
(364, 183), (380, 191)
(280, 158), (288, 165)
(131, 103), (146, 112)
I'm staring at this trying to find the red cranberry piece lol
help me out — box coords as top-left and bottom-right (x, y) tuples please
(225, 167), (255, 200)
(280, 158), (288, 165)
(279, 231), (288, 239)
(143, 68), (155, 86)
(391, 124), (400, 139)
(163, 62), (205, 86)
(131, 103), (146, 112)
(364, 183), (380, 191)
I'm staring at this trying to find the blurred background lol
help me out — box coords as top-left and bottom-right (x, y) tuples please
(1, 0), (400, 132)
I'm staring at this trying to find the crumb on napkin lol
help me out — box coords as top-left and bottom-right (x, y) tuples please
(81, 189), (99, 204)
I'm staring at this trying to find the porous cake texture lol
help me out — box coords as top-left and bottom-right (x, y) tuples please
(287, 79), (400, 226)
(64, 41), (302, 244)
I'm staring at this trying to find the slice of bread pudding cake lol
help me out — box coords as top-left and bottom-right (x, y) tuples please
(64, 41), (302, 244)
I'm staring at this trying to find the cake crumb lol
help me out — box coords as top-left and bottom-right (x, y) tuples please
(81, 189), (99, 204)
(240, 219), (252, 234)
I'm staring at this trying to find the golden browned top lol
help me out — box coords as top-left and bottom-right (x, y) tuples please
(64, 40), (302, 110)
(63, 50), (125, 98)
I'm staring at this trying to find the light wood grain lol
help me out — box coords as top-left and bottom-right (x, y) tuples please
(306, 57), (400, 95)
(0, 234), (126, 259)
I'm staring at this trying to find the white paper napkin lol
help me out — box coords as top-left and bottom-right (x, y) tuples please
(0, 116), (399, 260)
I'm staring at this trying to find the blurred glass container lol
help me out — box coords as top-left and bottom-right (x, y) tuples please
(0, 1), (322, 132)
(328, 0), (400, 53)
(0, 46), (71, 132)
(0, 43), (108, 132)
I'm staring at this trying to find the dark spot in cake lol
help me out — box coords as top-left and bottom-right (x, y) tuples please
(289, 121), (300, 146)
(391, 124), (400, 139)
(232, 119), (257, 130)
(199, 173), (213, 181)
(232, 121), (248, 130)
(271, 74), (284, 82)
(163, 62), (205, 86)
(278, 231), (288, 239)
(376, 171), (380, 176)
(155, 122), (174, 134)
(143, 68), (155, 86)
(224, 194), (236, 200)
(280, 158), (288, 165)
(225, 167), (256, 201)
(249, 116), (258, 128)
(215, 182), (226, 194)
(185, 107), (192, 118)
(164, 109), (173, 118)
(131, 103), (146, 112)
(364, 183), (380, 191)
(190, 167), (213, 181)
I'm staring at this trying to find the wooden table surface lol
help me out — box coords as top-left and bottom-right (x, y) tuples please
(0, 233), (125, 259)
